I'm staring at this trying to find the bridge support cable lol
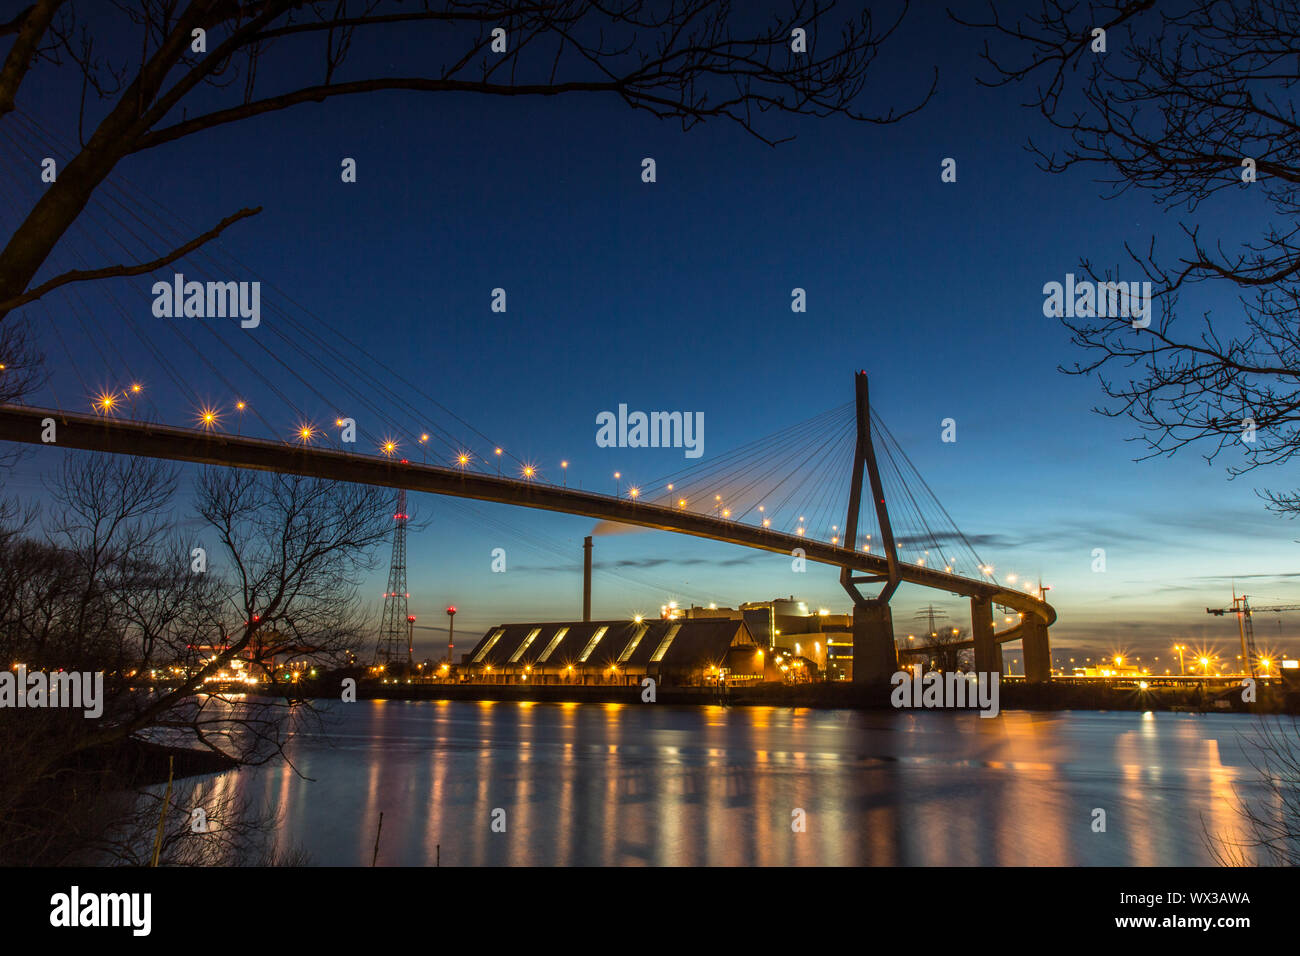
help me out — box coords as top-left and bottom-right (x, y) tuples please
(1, 115), (1059, 669)
(3, 110), (520, 468)
(641, 403), (857, 533)
(0, 404), (1057, 626)
(869, 413), (990, 581)
(439, 497), (720, 608)
(870, 416), (1051, 678)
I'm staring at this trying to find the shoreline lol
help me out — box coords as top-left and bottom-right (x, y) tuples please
(317, 677), (1299, 714)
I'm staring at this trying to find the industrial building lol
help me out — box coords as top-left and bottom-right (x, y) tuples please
(462, 618), (765, 686)
(661, 597), (852, 679)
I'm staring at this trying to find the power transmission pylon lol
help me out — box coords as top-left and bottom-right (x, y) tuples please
(374, 489), (409, 666)
(915, 604), (948, 641)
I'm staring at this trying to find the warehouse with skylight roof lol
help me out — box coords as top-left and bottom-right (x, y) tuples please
(462, 618), (765, 686)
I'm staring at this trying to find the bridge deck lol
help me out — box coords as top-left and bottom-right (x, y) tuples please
(0, 405), (1055, 626)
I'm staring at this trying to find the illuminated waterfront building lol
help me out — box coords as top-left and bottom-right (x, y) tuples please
(462, 618), (764, 686)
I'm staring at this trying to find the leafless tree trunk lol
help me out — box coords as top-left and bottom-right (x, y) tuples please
(0, 0), (934, 319)
(0, 453), (389, 862)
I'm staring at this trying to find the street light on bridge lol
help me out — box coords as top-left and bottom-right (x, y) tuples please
(93, 390), (121, 414)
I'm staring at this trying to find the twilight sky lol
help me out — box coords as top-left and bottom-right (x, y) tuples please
(3, 1), (1295, 670)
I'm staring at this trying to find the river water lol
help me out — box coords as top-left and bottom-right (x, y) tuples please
(196, 700), (1286, 866)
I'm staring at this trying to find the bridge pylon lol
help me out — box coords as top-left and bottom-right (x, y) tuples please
(840, 372), (900, 683)
(1021, 614), (1051, 682)
(970, 596), (1003, 675)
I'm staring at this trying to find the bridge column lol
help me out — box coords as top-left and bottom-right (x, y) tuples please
(851, 602), (898, 683)
(970, 597), (1002, 676)
(1021, 614), (1051, 682)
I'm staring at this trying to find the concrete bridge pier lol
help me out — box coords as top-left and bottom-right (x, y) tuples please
(970, 596), (1002, 675)
(852, 602), (899, 683)
(1021, 614), (1052, 682)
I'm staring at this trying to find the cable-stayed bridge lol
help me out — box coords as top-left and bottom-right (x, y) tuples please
(0, 379), (1056, 682)
(0, 109), (1056, 681)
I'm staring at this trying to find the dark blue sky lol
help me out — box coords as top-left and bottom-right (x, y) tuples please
(5, 1), (1293, 669)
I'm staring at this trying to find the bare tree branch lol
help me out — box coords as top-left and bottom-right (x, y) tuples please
(961, 0), (1300, 508)
(0, 0), (66, 115)
(0, 206), (261, 314)
(0, 0), (933, 315)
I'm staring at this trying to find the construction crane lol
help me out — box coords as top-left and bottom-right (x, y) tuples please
(1205, 593), (1300, 678)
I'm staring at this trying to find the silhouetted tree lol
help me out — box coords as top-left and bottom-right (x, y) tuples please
(0, 0), (935, 319)
(957, 0), (1300, 510)
(0, 453), (388, 863)
(960, 1), (1300, 864)
(1204, 716), (1300, 866)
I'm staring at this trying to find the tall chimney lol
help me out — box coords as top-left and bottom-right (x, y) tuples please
(583, 535), (593, 622)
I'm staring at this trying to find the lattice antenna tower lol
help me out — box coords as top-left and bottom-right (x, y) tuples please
(374, 489), (409, 665)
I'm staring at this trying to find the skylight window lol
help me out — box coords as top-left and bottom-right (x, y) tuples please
(508, 628), (542, 663)
(617, 623), (650, 663)
(536, 627), (569, 663)
(649, 624), (682, 662)
(472, 629), (505, 663)
(576, 626), (609, 663)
